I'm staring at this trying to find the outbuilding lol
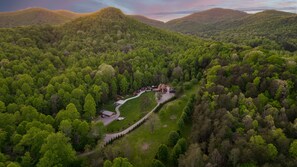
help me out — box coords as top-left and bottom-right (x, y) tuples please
(101, 110), (115, 117)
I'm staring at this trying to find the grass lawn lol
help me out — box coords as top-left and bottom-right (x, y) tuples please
(106, 92), (157, 133)
(104, 85), (198, 167)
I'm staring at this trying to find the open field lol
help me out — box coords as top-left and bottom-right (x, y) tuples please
(104, 85), (198, 166)
(106, 92), (157, 133)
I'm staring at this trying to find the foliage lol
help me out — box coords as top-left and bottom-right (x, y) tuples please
(1, 6), (297, 167)
(167, 131), (180, 147)
(37, 133), (76, 167)
(103, 157), (133, 167)
(156, 144), (169, 163)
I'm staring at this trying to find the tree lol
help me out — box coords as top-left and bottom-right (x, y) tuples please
(151, 159), (165, 167)
(104, 160), (113, 167)
(55, 103), (80, 124)
(21, 152), (33, 167)
(103, 157), (133, 167)
(91, 85), (102, 105)
(0, 101), (5, 113)
(0, 130), (7, 149)
(229, 148), (240, 167)
(110, 79), (118, 99)
(20, 106), (39, 122)
(83, 94), (96, 121)
(176, 138), (187, 153)
(168, 131), (180, 147)
(72, 119), (90, 150)
(172, 66), (183, 81)
(7, 162), (20, 167)
(178, 118), (185, 130)
(119, 77), (129, 95)
(98, 64), (115, 82)
(210, 149), (223, 166)
(171, 143), (182, 165)
(267, 144), (278, 160)
(179, 144), (204, 167)
(250, 135), (265, 145)
(156, 144), (169, 163)
(133, 70), (143, 90)
(59, 120), (73, 137)
(37, 133), (76, 167)
(90, 121), (105, 140)
(16, 127), (52, 158)
(289, 140), (297, 158)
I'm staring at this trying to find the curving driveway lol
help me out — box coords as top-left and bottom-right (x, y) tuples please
(104, 87), (175, 144)
(78, 87), (175, 157)
(98, 91), (147, 126)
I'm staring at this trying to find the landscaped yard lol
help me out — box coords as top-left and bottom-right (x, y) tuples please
(106, 91), (157, 133)
(104, 85), (198, 167)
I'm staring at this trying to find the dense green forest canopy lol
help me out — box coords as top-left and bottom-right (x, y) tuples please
(133, 8), (297, 52)
(0, 7), (213, 166)
(0, 8), (86, 28)
(2, 7), (297, 52)
(0, 6), (297, 167)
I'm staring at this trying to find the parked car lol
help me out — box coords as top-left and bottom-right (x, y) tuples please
(117, 117), (125, 121)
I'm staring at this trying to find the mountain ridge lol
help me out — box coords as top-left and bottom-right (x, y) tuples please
(0, 7), (87, 27)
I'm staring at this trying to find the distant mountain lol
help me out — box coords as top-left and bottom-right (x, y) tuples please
(129, 8), (297, 51)
(166, 8), (248, 32)
(196, 10), (297, 51)
(53, 7), (198, 54)
(55, 10), (88, 19)
(129, 15), (165, 28)
(0, 8), (86, 28)
(159, 8), (297, 51)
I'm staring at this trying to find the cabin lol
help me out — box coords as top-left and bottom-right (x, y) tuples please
(101, 110), (116, 118)
(153, 84), (168, 93)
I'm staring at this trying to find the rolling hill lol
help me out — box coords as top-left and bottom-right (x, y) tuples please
(1, 6), (297, 167)
(0, 8), (86, 27)
(129, 15), (166, 28)
(132, 8), (297, 51)
(166, 8), (248, 32)
(196, 10), (297, 51)
(0, 8), (215, 166)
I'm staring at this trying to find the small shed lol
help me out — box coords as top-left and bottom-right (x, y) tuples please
(101, 110), (115, 117)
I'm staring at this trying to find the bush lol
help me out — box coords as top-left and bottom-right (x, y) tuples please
(168, 131), (180, 147)
(183, 82), (192, 90)
(151, 159), (165, 167)
(156, 144), (169, 163)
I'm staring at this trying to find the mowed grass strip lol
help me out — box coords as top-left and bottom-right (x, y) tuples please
(106, 92), (157, 133)
(104, 85), (198, 167)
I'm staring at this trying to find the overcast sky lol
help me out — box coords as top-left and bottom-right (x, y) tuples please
(1, 0), (296, 21)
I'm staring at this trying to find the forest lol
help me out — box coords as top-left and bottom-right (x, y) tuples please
(0, 7), (297, 167)
(134, 8), (297, 52)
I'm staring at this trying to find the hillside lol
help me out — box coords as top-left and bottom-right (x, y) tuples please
(202, 10), (297, 51)
(1, 6), (297, 167)
(55, 10), (88, 19)
(0, 8), (85, 27)
(130, 15), (166, 28)
(166, 8), (248, 32)
(131, 8), (297, 51)
(0, 7), (210, 166)
(163, 9), (297, 51)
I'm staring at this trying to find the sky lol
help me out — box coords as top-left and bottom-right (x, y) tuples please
(0, 0), (296, 21)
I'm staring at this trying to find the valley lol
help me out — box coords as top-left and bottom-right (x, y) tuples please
(0, 4), (297, 167)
